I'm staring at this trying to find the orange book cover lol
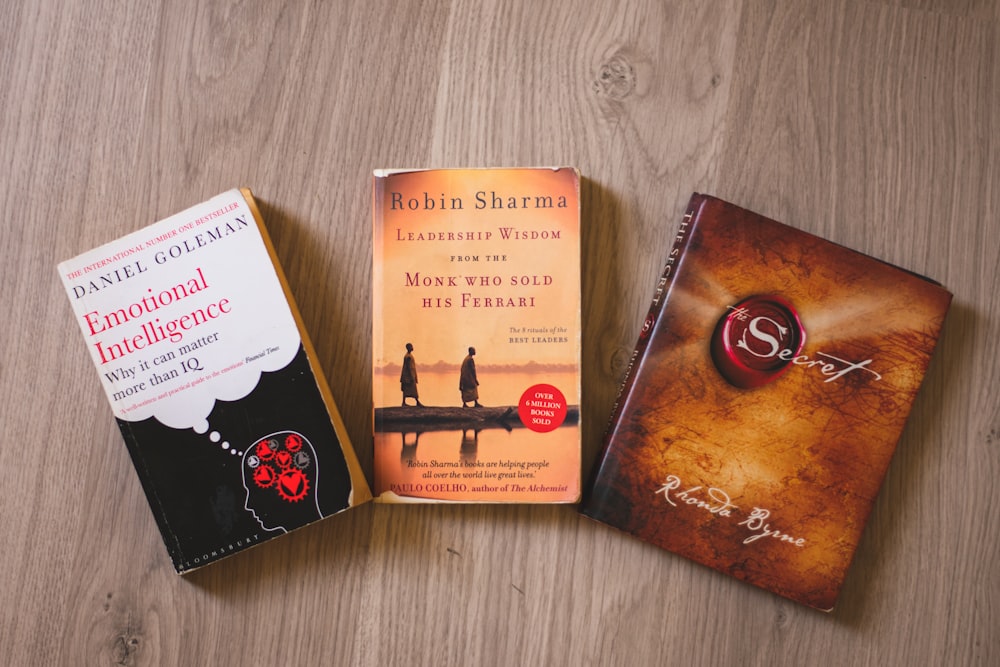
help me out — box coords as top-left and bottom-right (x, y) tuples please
(372, 168), (581, 503)
(581, 194), (952, 610)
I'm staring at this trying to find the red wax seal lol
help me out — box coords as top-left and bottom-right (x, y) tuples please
(710, 295), (806, 388)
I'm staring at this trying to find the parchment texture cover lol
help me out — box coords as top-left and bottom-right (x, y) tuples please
(581, 193), (952, 610)
(58, 188), (370, 572)
(373, 168), (581, 503)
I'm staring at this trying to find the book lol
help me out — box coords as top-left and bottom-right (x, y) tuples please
(372, 168), (582, 503)
(580, 193), (952, 610)
(57, 188), (371, 573)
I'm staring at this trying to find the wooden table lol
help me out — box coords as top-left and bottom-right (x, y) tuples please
(3, 1), (997, 664)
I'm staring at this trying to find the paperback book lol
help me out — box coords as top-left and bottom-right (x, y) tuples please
(580, 193), (951, 610)
(372, 168), (582, 503)
(58, 188), (371, 572)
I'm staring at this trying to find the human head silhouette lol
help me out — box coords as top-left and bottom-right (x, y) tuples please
(242, 431), (322, 532)
(468, 347), (475, 356)
(406, 343), (413, 352)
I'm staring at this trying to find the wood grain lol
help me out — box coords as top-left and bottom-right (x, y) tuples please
(1, 0), (997, 664)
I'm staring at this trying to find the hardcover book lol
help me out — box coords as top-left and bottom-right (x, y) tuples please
(58, 188), (371, 572)
(580, 193), (952, 610)
(372, 168), (581, 503)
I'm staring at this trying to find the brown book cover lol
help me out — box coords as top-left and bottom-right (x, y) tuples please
(580, 193), (952, 610)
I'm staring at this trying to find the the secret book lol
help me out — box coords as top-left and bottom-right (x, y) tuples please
(580, 193), (951, 610)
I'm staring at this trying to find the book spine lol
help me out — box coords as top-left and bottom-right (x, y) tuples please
(584, 194), (705, 492)
(371, 174), (385, 437)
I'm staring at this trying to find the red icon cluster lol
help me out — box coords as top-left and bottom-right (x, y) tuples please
(247, 434), (311, 502)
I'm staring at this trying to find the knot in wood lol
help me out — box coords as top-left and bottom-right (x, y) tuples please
(594, 54), (635, 100)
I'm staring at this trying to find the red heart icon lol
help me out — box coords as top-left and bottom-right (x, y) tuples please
(276, 468), (309, 502)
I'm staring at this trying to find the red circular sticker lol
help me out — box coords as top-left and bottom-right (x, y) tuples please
(518, 384), (568, 433)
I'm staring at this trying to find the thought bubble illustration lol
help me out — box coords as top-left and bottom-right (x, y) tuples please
(192, 419), (242, 457)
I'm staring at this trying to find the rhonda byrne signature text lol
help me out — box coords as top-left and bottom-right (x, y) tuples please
(655, 474), (806, 548)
